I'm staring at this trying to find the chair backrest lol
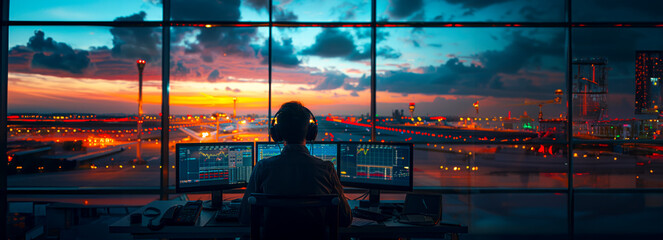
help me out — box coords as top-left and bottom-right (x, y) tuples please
(249, 193), (339, 240)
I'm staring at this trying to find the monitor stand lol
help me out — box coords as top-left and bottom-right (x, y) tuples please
(369, 189), (380, 207)
(211, 190), (224, 209)
(359, 189), (381, 209)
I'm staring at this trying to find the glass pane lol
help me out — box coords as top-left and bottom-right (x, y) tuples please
(376, 0), (565, 22)
(168, 26), (270, 186)
(272, 27), (371, 140)
(377, 27), (567, 144)
(414, 143), (567, 188)
(469, 193), (567, 237)
(572, 28), (663, 140)
(7, 26), (162, 187)
(10, 0), (163, 21)
(573, 143), (663, 188)
(575, 192), (663, 237)
(573, 0), (663, 22)
(273, 0), (370, 22)
(171, 0), (268, 21)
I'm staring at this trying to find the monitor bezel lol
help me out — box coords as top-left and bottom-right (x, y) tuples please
(336, 141), (414, 192)
(175, 142), (255, 193)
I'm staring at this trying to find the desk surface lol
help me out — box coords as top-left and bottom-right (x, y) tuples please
(110, 200), (468, 239)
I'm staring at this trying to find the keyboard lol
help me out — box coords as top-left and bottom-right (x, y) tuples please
(352, 208), (391, 222)
(215, 207), (240, 222)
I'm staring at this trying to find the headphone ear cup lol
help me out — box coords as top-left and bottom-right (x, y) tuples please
(270, 120), (283, 142)
(306, 123), (318, 141)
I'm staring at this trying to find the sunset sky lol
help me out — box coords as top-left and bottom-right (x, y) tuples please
(7, 0), (663, 119)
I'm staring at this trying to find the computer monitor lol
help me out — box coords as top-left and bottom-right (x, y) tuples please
(176, 142), (254, 208)
(338, 142), (413, 206)
(255, 142), (338, 167)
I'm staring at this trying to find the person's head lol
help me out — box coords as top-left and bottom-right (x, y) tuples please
(270, 101), (317, 144)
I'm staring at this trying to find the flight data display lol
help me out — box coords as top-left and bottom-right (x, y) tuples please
(256, 142), (338, 167)
(339, 143), (411, 188)
(177, 143), (253, 190)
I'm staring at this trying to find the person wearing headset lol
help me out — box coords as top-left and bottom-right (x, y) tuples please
(238, 101), (352, 238)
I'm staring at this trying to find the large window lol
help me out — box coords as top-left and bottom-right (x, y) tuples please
(3, 0), (663, 238)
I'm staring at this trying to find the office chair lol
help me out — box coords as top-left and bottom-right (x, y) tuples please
(249, 193), (339, 240)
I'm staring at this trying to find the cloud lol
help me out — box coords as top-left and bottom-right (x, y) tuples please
(387, 0), (424, 19)
(371, 31), (565, 99)
(207, 69), (221, 82)
(226, 86), (241, 93)
(302, 29), (401, 61)
(259, 38), (300, 68)
(25, 31), (90, 74)
(245, 0), (268, 11)
(445, 0), (510, 10)
(301, 28), (357, 58)
(273, 6), (298, 21)
(313, 72), (348, 90)
(573, 0), (663, 21)
(111, 12), (161, 61)
(170, 0), (240, 21)
(173, 60), (190, 76)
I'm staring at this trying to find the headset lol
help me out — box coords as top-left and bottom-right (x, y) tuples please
(270, 105), (318, 142)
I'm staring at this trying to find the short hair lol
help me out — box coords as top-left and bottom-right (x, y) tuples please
(276, 101), (311, 143)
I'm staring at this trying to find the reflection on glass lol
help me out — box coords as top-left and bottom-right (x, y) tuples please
(575, 193), (663, 236)
(572, 28), (663, 140)
(376, 0), (564, 22)
(376, 28), (565, 143)
(10, 0), (163, 21)
(7, 26), (162, 187)
(413, 144), (567, 188)
(573, 143), (663, 188)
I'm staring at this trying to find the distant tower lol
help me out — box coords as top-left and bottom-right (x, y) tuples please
(408, 103), (415, 119)
(572, 57), (608, 122)
(635, 51), (663, 116)
(233, 97), (237, 119)
(135, 59), (146, 164)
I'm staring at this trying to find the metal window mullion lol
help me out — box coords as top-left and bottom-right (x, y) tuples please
(160, 0), (171, 201)
(566, 0), (575, 238)
(370, 0), (376, 141)
(1, 0), (9, 238)
(268, 0), (273, 143)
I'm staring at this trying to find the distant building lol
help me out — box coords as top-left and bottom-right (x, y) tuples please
(572, 57), (608, 122)
(635, 51), (663, 116)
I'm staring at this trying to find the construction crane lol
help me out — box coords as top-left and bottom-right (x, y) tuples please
(517, 89), (564, 121)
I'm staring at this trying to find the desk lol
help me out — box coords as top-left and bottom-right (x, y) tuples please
(110, 200), (468, 239)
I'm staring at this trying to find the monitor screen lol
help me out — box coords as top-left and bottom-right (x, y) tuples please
(176, 142), (254, 192)
(255, 142), (338, 167)
(338, 142), (413, 191)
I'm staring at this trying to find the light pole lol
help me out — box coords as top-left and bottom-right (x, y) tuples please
(136, 59), (146, 164)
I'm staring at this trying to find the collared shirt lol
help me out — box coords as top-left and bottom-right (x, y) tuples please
(239, 144), (352, 230)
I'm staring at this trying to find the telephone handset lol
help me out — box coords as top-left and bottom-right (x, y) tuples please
(147, 201), (203, 230)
